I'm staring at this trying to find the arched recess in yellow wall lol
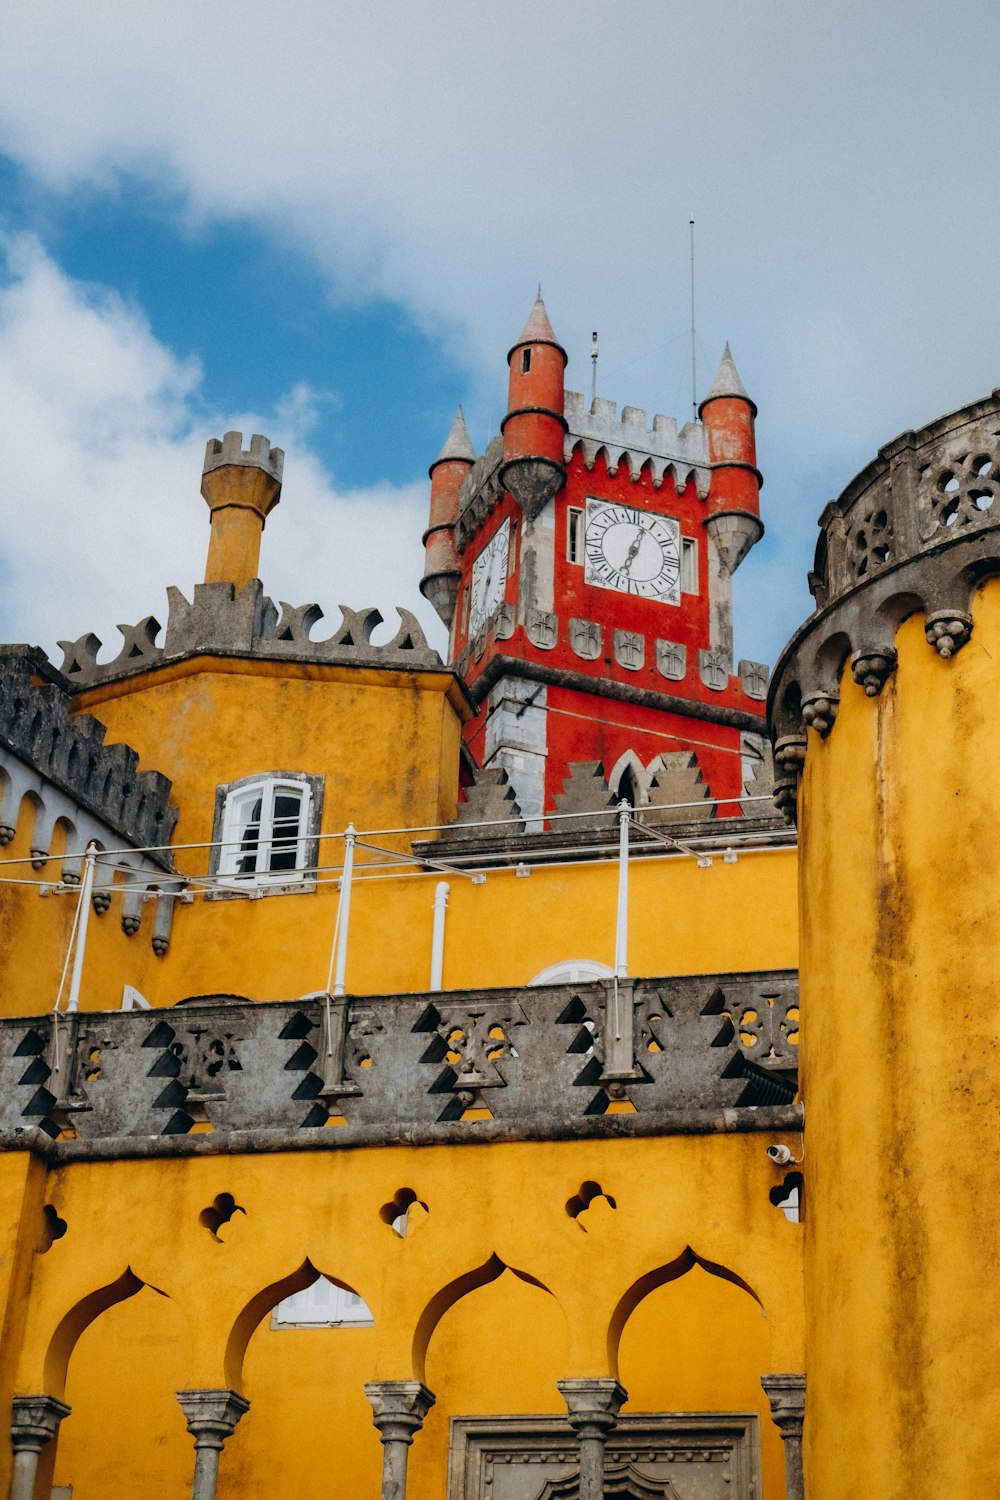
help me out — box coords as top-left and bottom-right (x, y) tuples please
(223, 1257), (375, 1392)
(53, 1281), (192, 1500)
(411, 1252), (555, 1384)
(606, 1245), (763, 1379)
(43, 1265), (151, 1396)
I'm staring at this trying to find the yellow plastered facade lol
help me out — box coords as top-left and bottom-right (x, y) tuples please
(799, 585), (1000, 1498)
(0, 621), (802, 1498)
(11, 1138), (803, 1500)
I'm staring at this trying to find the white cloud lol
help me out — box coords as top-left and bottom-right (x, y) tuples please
(0, 236), (446, 662)
(2, 1), (1000, 660)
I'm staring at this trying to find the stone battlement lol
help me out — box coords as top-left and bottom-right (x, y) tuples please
(0, 649), (177, 860)
(202, 430), (284, 481)
(57, 580), (444, 690)
(564, 391), (712, 497)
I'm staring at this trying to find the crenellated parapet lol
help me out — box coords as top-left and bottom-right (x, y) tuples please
(0, 648), (177, 860)
(563, 392), (712, 498)
(57, 580), (443, 691)
(768, 387), (1000, 817)
(456, 435), (506, 553)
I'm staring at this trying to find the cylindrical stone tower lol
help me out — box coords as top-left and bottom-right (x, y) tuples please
(499, 289), (567, 520)
(768, 388), (1000, 1496)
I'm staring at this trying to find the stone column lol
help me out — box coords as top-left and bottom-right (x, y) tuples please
(9, 1395), (70, 1500)
(761, 1374), (805, 1500)
(364, 1381), (435, 1500)
(176, 1388), (250, 1500)
(557, 1378), (627, 1500)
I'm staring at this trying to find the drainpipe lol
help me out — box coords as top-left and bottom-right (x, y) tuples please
(430, 881), (449, 990)
(67, 843), (99, 1013)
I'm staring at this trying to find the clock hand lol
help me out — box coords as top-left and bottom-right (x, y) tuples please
(620, 530), (643, 575)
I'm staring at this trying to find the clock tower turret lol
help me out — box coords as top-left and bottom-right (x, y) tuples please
(499, 289), (568, 521)
(422, 406), (475, 628)
(434, 299), (770, 830)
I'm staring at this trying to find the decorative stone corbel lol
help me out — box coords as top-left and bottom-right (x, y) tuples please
(557, 1378), (627, 1500)
(800, 691), (839, 737)
(364, 1381), (435, 1500)
(176, 1388), (250, 1500)
(924, 609), (973, 658)
(850, 646), (897, 697)
(9, 1394), (71, 1500)
(760, 1374), (805, 1500)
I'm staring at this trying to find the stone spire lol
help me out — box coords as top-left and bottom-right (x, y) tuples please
(515, 287), (561, 350)
(431, 406), (476, 468)
(700, 343), (756, 415)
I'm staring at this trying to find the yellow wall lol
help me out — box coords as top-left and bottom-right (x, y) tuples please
(2, 1134), (803, 1500)
(799, 586), (1000, 1497)
(0, 654), (796, 1014)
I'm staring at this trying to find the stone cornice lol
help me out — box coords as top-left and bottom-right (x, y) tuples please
(469, 652), (767, 733)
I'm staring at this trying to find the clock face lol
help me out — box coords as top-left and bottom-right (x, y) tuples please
(584, 499), (681, 602)
(469, 520), (511, 636)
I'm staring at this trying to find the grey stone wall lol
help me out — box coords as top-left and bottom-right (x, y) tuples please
(2, 972), (799, 1152)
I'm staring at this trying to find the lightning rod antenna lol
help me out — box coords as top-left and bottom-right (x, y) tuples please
(591, 331), (599, 407)
(689, 215), (697, 420)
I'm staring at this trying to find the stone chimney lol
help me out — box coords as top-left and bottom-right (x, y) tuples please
(201, 431), (284, 588)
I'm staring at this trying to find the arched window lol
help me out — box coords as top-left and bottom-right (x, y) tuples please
(212, 773), (324, 891)
(530, 960), (614, 986)
(615, 765), (639, 808)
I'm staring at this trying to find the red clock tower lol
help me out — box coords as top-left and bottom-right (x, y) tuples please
(420, 293), (769, 828)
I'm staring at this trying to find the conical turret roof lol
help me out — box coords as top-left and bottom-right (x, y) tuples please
(509, 288), (566, 358)
(699, 343), (756, 415)
(431, 405), (476, 469)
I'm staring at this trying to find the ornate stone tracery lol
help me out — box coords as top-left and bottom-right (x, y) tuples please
(768, 388), (1000, 819)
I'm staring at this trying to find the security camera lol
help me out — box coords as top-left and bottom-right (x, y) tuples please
(766, 1144), (793, 1166)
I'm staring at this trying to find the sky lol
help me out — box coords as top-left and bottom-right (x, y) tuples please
(1, 0), (999, 670)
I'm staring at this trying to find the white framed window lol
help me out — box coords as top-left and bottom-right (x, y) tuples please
(211, 772), (323, 892)
(567, 506), (584, 564)
(272, 1276), (374, 1328)
(681, 536), (698, 593)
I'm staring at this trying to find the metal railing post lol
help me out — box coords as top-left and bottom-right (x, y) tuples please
(614, 801), (629, 980)
(332, 825), (356, 999)
(67, 842), (99, 1013)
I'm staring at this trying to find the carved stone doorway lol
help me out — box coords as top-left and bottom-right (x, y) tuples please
(448, 1413), (760, 1500)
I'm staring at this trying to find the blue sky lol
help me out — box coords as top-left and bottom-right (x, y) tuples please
(2, 0), (999, 668)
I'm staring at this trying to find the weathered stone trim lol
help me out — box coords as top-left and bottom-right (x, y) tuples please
(0, 1106), (804, 1163)
(468, 652), (766, 732)
(0, 648), (177, 859)
(56, 581), (444, 692)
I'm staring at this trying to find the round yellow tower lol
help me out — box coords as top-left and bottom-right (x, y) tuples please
(768, 389), (1000, 1496)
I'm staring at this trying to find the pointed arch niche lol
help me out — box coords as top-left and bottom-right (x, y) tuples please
(46, 1270), (192, 1500)
(410, 1256), (571, 1500)
(218, 1260), (379, 1500)
(611, 1248), (785, 1500)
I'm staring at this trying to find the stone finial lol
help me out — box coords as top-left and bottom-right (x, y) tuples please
(201, 432), (284, 589)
